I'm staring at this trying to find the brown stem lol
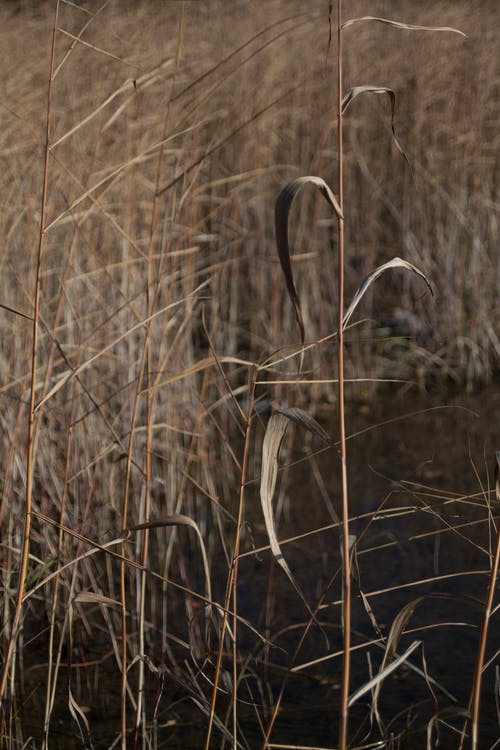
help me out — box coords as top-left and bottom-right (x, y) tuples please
(0, 0), (60, 708)
(204, 367), (257, 750)
(336, 3), (351, 749)
(470, 456), (500, 749)
(133, 7), (186, 745)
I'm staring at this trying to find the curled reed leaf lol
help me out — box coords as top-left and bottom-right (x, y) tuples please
(371, 596), (424, 724)
(349, 639), (421, 707)
(68, 590), (121, 749)
(260, 413), (322, 621)
(342, 16), (466, 37)
(343, 256), (433, 330)
(275, 176), (343, 344)
(342, 86), (409, 165)
(73, 592), (120, 607)
(273, 405), (336, 448)
(68, 688), (94, 750)
(260, 414), (291, 572)
(129, 514), (212, 631)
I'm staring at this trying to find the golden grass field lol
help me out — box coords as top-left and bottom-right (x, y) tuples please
(0, 1), (498, 748)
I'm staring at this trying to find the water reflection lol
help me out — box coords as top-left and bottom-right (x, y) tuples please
(238, 385), (499, 748)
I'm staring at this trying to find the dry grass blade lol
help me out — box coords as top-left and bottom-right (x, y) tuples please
(35, 281), (213, 410)
(50, 58), (172, 149)
(0, 302), (33, 320)
(352, 547), (383, 639)
(343, 257), (432, 329)
(260, 414), (290, 572)
(273, 406), (336, 448)
(348, 639), (421, 707)
(23, 536), (125, 602)
(341, 86), (409, 164)
(371, 596), (424, 725)
(129, 514), (212, 629)
(68, 688), (95, 750)
(260, 414), (317, 619)
(342, 16), (466, 37)
(57, 26), (138, 67)
(157, 81), (305, 197)
(68, 591), (120, 749)
(73, 592), (120, 607)
(275, 176), (343, 344)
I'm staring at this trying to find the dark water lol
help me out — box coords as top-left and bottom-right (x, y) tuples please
(232, 384), (500, 749)
(18, 385), (499, 749)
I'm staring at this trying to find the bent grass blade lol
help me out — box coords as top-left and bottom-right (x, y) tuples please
(343, 257), (433, 330)
(275, 176), (343, 344)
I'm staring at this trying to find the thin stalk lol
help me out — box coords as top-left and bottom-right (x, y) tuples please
(120, 331), (151, 748)
(260, 492), (394, 749)
(336, 3), (351, 749)
(41, 134), (101, 750)
(204, 367), (257, 750)
(470, 455), (500, 749)
(134, 10), (185, 748)
(0, 0), (60, 708)
(42, 366), (79, 749)
(232, 514), (241, 748)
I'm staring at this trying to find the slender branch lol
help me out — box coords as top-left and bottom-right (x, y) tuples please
(133, 7), (186, 746)
(337, 2), (352, 748)
(470, 454), (500, 749)
(0, 0), (60, 709)
(204, 368), (257, 750)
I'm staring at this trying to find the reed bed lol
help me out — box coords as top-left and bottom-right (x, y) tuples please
(0, 1), (498, 748)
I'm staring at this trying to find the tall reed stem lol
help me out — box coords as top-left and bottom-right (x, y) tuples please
(336, 2), (351, 748)
(0, 0), (60, 709)
(470, 454), (500, 749)
(204, 367), (257, 750)
(133, 9), (185, 743)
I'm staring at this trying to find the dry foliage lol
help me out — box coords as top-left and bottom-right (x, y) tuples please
(0, 1), (498, 748)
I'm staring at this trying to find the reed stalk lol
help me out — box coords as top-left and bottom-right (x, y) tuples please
(336, 3), (351, 748)
(0, 4), (494, 747)
(468, 453), (500, 750)
(133, 10), (185, 743)
(204, 367), (257, 750)
(0, 0), (61, 709)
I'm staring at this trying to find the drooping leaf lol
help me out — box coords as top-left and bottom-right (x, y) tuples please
(273, 405), (336, 448)
(275, 176), (343, 344)
(69, 688), (95, 750)
(260, 414), (319, 620)
(260, 414), (290, 568)
(342, 16), (466, 37)
(68, 590), (120, 749)
(73, 592), (120, 607)
(342, 86), (409, 165)
(371, 597), (425, 725)
(349, 639), (422, 707)
(343, 257), (432, 330)
(129, 514), (212, 632)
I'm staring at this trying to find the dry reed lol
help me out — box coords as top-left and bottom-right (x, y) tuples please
(0, 2), (498, 748)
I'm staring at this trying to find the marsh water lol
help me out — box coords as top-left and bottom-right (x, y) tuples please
(231, 383), (500, 750)
(22, 385), (499, 749)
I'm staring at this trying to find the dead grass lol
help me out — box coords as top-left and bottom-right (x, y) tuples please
(0, 1), (498, 748)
